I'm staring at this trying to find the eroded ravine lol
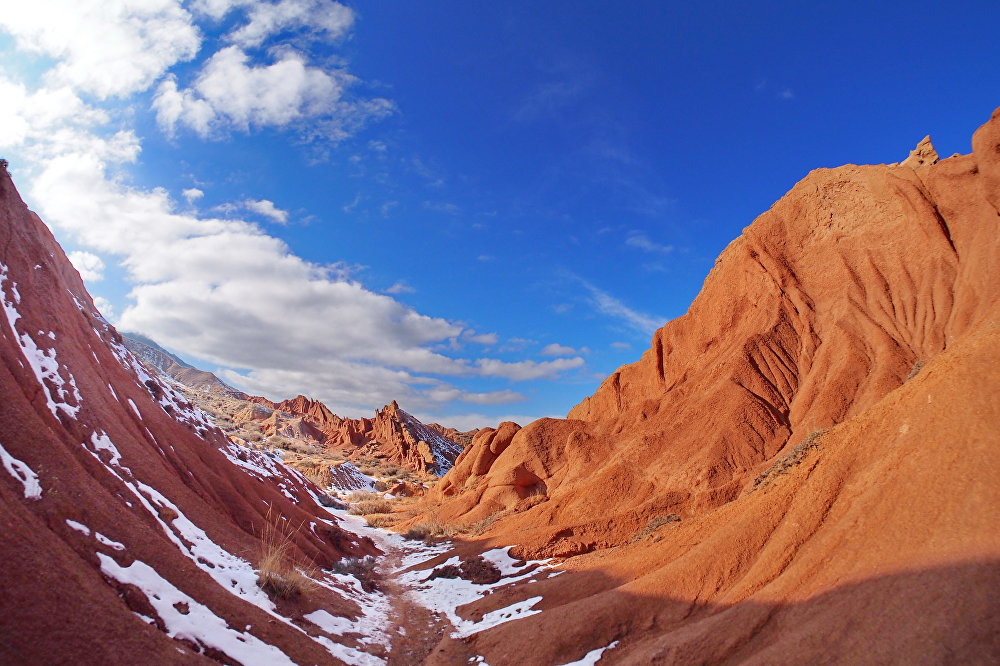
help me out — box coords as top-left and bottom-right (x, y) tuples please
(323, 507), (574, 665)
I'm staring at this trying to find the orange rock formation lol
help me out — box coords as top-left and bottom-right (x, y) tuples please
(419, 109), (1000, 663)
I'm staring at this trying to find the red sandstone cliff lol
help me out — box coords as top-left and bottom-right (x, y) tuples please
(0, 168), (381, 664)
(417, 110), (1000, 663)
(245, 395), (466, 475)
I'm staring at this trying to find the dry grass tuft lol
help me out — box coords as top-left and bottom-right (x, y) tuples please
(349, 499), (394, 515)
(403, 520), (449, 542)
(630, 514), (681, 542)
(750, 428), (827, 492)
(364, 513), (397, 528)
(331, 556), (381, 592)
(256, 507), (316, 599)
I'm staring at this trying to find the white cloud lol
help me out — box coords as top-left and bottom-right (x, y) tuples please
(579, 279), (663, 337)
(227, 0), (353, 48)
(475, 357), (584, 381)
(153, 45), (393, 138)
(540, 343), (577, 357)
(625, 231), (673, 254)
(68, 250), (105, 282)
(611, 341), (632, 350)
(191, 0), (353, 47)
(0, 1), (200, 99)
(424, 387), (526, 406)
(463, 330), (499, 345)
(91, 296), (117, 323)
(779, 88), (795, 100)
(0, 2), (583, 417)
(182, 188), (204, 203)
(242, 199), (288, 224)
(385, 281), (415, 295)
(417, 412), (551, 432)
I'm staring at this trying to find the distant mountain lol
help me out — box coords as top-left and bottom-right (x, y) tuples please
(121, 332), (241, 395)
(121, 333), (471, 476)
(250, 395), (469, 476)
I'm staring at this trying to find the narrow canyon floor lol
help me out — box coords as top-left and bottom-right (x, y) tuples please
(320, 507), (589, 666)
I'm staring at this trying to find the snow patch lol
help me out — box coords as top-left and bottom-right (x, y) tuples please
(558, 640), (620, 665)
(66, 519), (91, 535)
(96, 532), (126, 551)
(0, 441), (42, 499)
(1, 265), (81, 419)
(97, 554), (296, 666)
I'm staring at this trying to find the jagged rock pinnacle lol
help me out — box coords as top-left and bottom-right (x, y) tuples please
(900, 135), (939, 168)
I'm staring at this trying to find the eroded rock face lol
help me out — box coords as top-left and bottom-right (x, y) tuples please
(0, 172), (377, 664)
(417, 109), (1000, 666)
(430, 109), (1000, 550)
(258, 396), (468, 476)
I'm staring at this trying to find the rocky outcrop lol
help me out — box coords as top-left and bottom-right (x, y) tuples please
(434, 110), (1000, 536)
(0, 171), (380, 664)
(245, 395), (467, 475)
(419, 109), (1000, 662)
(346, 401), (466, 476)
(900, 134), (940, 167)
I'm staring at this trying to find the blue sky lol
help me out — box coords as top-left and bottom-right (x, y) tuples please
(1, 1), (997, 429)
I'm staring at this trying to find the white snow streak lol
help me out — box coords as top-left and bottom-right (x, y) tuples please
(0, 441), (42, 499)
(97, 554), (296, 666)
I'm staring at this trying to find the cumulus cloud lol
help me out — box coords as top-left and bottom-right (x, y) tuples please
(462, 330), (499, 345)
(91, 296), (117, 323)
(182, 188), (204, 203)
(242, 198), (288, 224)
(153, 46), (383, 137)
(0, 1), (200, 99)
(228, 0), (353, 47)
(0, 1), (583, 417)
(540, 343), (578, 357)
(475, 357), (584, 381)
(68, 250), (105, 282)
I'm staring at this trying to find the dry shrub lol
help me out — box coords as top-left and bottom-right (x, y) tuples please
(256, 507), (316, 599)
(331, 556), (381, 592)
(349, 499), (394, 515)
(750, 428), (827, 492)
(630, 514), (681, 542)
(403, 520), (448, 542)
(364, 513), (397, 528)
(346, 490), (382, 503)
(425, 556), (501, 585)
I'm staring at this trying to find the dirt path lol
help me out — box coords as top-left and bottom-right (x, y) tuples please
(378, 540), (453, 665)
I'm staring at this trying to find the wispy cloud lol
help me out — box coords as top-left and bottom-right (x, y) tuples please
(385, 280), (415, 295)
(423, 200), (460, 215)
(625, 231), (673, 254)
(475, 357), (584, 381)
(577, 278), (664, 337)
(243, 198), (288, 224)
